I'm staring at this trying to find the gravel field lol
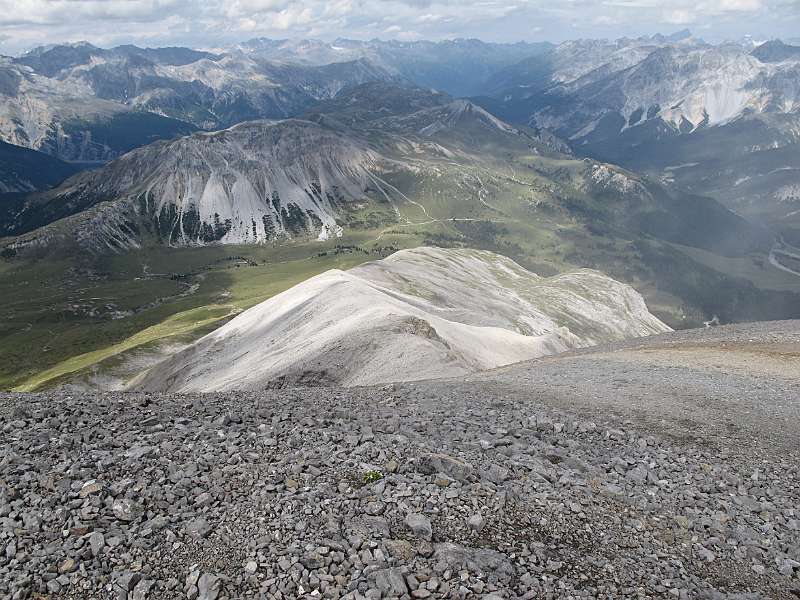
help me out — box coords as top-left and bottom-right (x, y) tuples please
(1, 321), (799, 599)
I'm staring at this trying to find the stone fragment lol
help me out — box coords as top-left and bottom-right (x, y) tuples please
(405, 513), (433, 541)
(89, 531), (105, 556)
(373, 567), (409, 596)
(186, 517), (212, 539)
(112, 498), (143, 522)
(79, 480), (103, 498)
(415, 453), (473, 481)
(197, 574), (220, 600)
(468, 513), (485, 533)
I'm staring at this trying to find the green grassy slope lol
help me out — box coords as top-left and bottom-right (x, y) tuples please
(0, 233), (417, 390)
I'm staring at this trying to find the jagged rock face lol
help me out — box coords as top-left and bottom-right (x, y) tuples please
(0, 57), (198, 162)
(132, 247), (670, 392)
(16, 119), (380, 248)
(481, 37), (800, 142)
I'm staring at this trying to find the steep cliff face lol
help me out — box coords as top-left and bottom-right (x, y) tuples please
(132, 247), (670, 391)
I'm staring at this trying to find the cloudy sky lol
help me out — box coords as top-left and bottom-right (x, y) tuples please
(1, 0), (797, 55)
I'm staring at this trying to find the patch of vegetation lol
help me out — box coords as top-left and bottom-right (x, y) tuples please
(14, 304), (238, 392)
(363, 470), (384, 485)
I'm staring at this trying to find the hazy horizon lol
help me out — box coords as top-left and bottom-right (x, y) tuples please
(1, 0), (797, 56)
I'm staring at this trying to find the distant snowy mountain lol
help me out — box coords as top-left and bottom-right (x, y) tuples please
(132, 247), (670, 391)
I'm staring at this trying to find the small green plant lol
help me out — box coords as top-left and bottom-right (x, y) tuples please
(363, 470), (383, 484)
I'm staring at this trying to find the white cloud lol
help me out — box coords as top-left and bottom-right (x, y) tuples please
(716, 0), (762, 10)
(0, 0), (794, 55)
(663, 9), (695, 24)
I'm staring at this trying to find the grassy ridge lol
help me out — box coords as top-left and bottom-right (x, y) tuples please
(13, 304), (238, 392)
(0, 233), (419, 390)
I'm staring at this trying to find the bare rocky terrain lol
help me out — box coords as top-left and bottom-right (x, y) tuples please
(1, 321), (799, 599)
(133, 248), (669, 392)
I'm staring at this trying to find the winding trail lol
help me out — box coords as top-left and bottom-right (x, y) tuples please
(367, 168), (504, 243)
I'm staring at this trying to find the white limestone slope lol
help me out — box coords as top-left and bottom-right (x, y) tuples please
(133, 247), (670, 392)
(532, 42), (800, 137)
(50, 119), (380, 246)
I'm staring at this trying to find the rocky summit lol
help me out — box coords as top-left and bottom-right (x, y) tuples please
(1, 320), (799, 599)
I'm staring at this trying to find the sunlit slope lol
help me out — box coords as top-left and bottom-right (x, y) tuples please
(133, 247), (669, 391)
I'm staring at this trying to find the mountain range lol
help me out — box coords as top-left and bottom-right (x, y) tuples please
(474, 35), (800, 240)
(2, 34), (798, 244)
(0, 38), (547, 162)
(1, 34), (800, 392)
(3, 80), (796, 327)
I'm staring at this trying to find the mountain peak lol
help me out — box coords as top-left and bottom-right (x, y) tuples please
(752, 39), (800, 63)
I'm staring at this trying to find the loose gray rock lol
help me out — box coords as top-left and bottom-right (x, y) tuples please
(112, 498), (142, 522)
(415, 453), (474, 481)
(468, 513), (485, 533)
(89, 531), (105, 556)
(405, 512), (433, 541)
(197, 573), (220, 600)
(186, 517), (212, 539)
(373, 567), (409, 596)
(1, 322), (799, 600)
